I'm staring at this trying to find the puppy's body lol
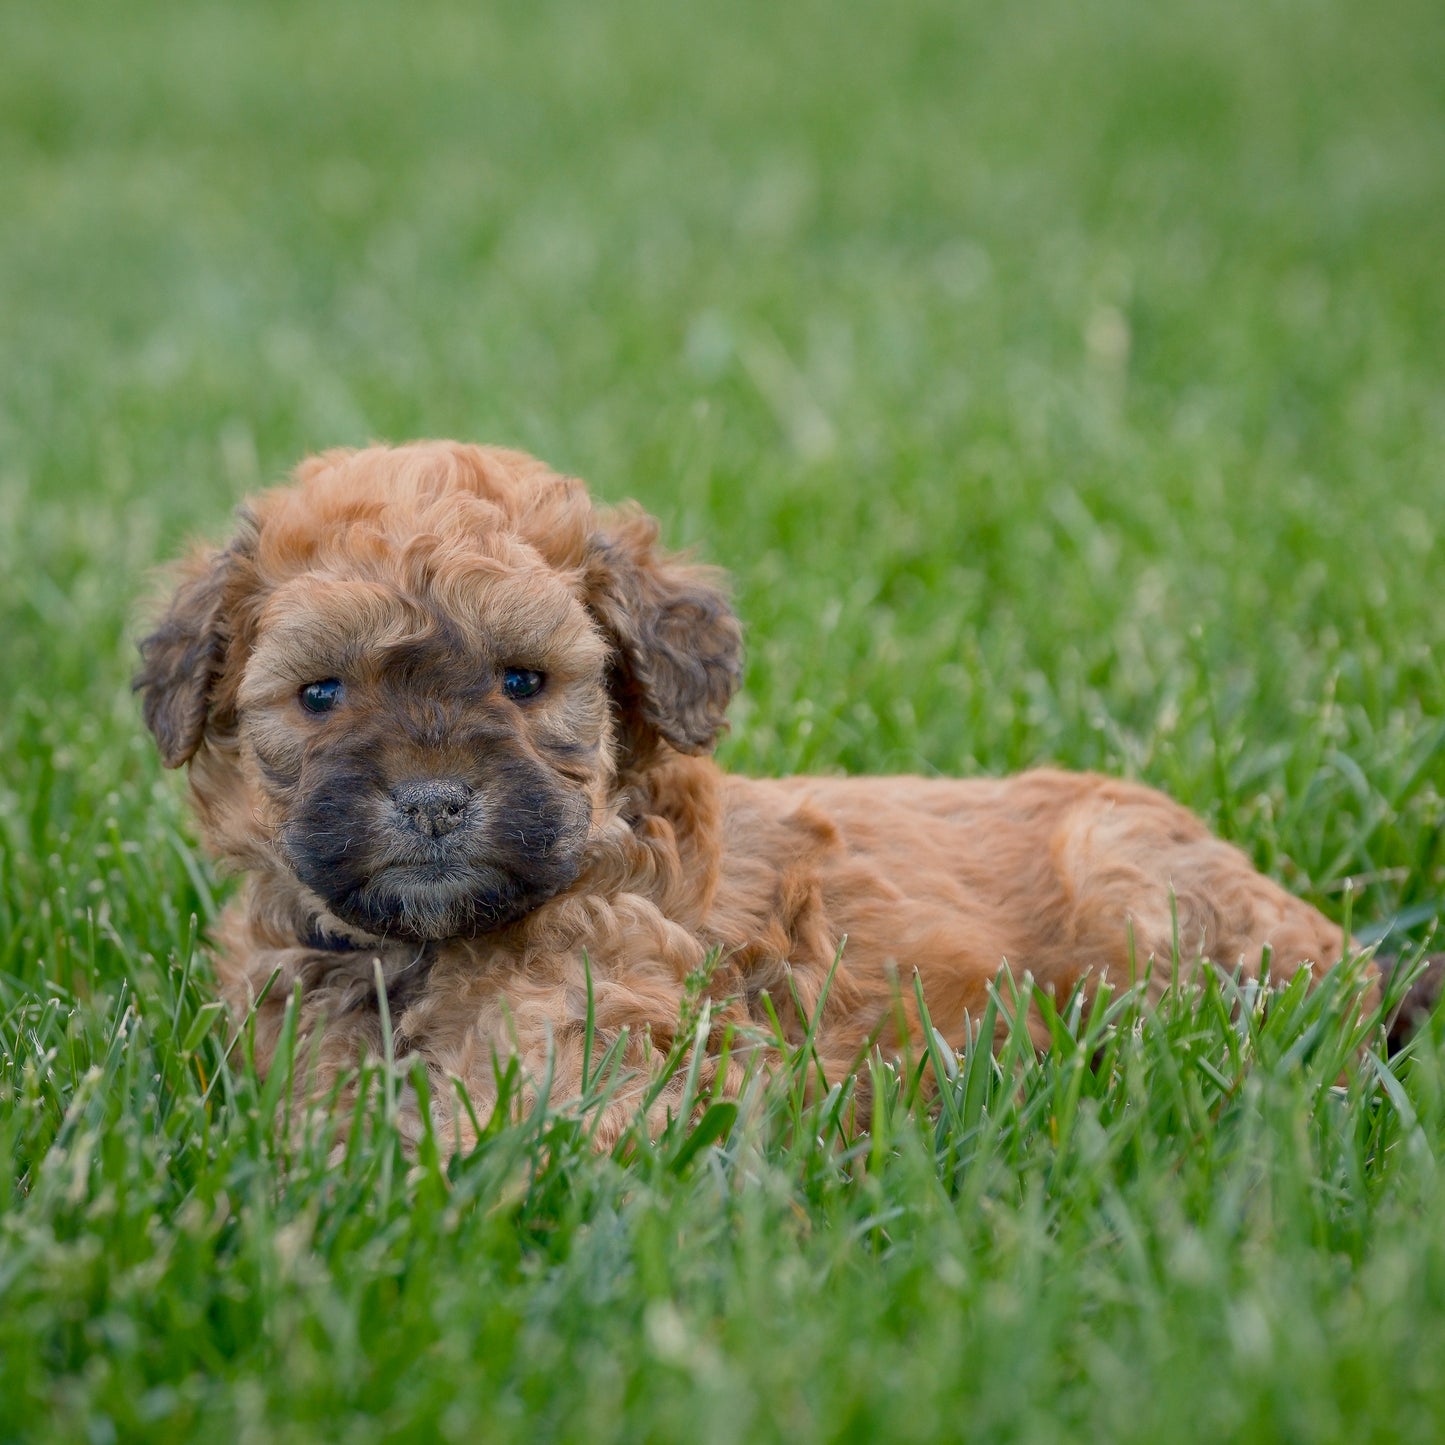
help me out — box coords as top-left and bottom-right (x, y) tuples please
(138, 442), (1354, 1145)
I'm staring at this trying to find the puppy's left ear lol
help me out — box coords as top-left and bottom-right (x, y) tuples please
(134, 517), (258, 767)
(585, 508), (743, 758)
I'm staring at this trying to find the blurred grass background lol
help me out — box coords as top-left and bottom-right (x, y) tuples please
(3, 0), (1445, 1438)
(4, 0), (1445, 916)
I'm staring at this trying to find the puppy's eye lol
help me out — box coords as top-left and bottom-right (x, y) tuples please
(502, 668), (545, 701)
(299, 679), (345, 714)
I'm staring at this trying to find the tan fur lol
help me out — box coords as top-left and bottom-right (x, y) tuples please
(136, 442), (1364, 1148)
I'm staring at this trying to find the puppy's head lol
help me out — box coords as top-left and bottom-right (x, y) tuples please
(135, 442), (742, 941)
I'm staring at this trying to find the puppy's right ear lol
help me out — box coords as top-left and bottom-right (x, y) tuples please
(134, 520), (256, 768)
(584, 509), (743, 761)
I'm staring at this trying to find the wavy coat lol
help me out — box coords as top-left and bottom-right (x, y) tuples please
(137, 442), (1357, 1145)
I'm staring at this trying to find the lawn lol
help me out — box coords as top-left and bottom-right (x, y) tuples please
(4, 0), (1445, 1439)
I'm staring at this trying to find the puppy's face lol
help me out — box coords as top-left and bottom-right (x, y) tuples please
(239, 559), (607, 939)
(136, 443), (742, 942)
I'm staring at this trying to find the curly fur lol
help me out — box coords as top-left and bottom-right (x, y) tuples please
(137, 441), (1368, 1147)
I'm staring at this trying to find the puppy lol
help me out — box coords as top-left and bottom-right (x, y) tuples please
(137, 441), (1370, 1146)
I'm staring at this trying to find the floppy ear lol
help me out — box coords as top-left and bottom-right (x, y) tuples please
(585, 508), (743, 759)
(134, 518), (257, 768)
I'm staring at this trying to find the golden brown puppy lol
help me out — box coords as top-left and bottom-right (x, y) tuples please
(137, 441), (1362, 1146)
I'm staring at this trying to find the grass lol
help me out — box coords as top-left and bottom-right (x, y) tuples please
(3, 0), (1445, 1438)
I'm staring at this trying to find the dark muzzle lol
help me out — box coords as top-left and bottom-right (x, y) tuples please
(392, 778), (474, 838)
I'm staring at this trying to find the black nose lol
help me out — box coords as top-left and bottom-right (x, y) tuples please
(392, 778), (473, 838)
